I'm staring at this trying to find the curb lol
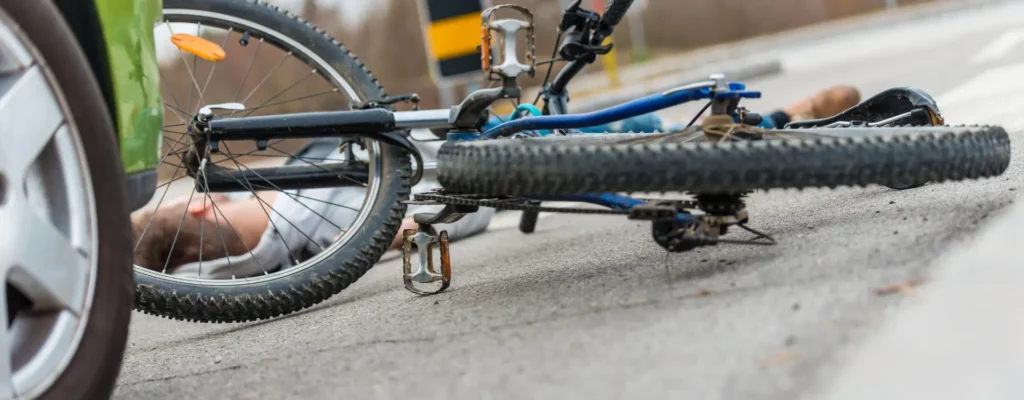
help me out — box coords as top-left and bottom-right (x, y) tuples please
(822, 196), (1024, 400)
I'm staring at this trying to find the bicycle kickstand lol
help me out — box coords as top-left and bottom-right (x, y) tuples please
(401, 203), (478, 295)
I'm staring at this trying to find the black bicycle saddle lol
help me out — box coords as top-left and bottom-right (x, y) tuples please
(785, 87), (943, 129)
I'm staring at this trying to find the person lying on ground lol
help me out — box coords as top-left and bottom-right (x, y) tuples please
(132, 137), (495, 279)
(131, 85), (860, 278)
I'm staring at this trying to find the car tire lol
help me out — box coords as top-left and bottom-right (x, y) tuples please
(0, 0), (134, 399)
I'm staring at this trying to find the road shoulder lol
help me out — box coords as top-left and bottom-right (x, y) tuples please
(822, 194), (1023, 400)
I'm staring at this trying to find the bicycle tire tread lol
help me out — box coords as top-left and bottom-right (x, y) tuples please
(436, 125), (1011, 195)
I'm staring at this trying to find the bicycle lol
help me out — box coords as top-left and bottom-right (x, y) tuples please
(138, 0), (1010, 322)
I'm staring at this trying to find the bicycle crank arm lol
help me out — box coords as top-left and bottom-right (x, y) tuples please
(196, 163), (369, 193)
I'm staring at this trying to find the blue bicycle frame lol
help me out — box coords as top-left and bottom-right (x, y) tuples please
(449, 80), (761, 221)
(202, 78), (760, 221)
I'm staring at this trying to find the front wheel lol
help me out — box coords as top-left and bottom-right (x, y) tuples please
(436, 125), (1011, 195)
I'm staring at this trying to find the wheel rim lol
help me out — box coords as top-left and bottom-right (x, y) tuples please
(133, 9), (386, 285)
(0, 10), (97, 399)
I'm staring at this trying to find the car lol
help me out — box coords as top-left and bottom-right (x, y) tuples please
(0, 0), (162, 399)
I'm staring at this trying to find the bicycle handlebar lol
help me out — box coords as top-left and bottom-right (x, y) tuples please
(601, 0), (633, 27)
(546, 0), (634, 115)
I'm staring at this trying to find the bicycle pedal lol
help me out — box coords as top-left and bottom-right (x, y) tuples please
(481, 4), (535, 81)
(401, 227), (451, 296)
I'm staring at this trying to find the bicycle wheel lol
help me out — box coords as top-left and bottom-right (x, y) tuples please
(134, 0), (411, 322)
(436, 125), (1010, 195)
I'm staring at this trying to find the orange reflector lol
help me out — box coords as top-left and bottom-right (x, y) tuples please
(170, 33), (225, 62)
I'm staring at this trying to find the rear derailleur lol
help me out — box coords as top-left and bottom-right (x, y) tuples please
(633, 194), (775, 253)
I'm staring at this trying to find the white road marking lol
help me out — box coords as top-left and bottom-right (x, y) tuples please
(970, 29), (1024, 65)
(937, 61), (1024, 133)
(781, 2), (1024, 72)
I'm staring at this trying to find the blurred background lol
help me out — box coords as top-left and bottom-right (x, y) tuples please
(154, 0), (938, 181)
(158, 0), (934, 110)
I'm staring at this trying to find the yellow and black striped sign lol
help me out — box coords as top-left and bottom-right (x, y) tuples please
(420, 0), (486, 80)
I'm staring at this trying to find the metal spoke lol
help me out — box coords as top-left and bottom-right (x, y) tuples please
(160, 160), (186, 168)
(161, 133), (190, 152)
(134, 157), (186, 254)
(181, 160), (267, 276)
(240, 69), (315, 118)
(165, 22), (207, 115)
(206, 194), (267, 274)
(246, 187), (362, 214)
(216, 139), (286, 160)
(197, 169), (208, 275)
(232, 37), (263, 103)
(239, 50), (291, 105)
(188, 47), (200, 114)
(157, 138), (188, 167)
(197, 27), (233, 99)
(268, 145), (368, 188)
(221, 143), (303, 265)
(163, 102), (191, 121)
(242, 88), (339, 114)
(160, 74), (189, 123)
(160, 184), (199, 274)
(221, 149), (342, 236)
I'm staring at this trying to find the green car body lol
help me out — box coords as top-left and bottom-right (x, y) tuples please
(54, 0), (164, 209)
(94, 0), (164, 174)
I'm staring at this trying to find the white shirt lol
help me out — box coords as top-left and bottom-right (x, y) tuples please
(173, 138), (494, 279)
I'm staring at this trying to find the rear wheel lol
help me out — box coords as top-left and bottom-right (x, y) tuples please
(437, 125), (1011, 195)
(133, 0), (411, 323)
(0, 0), (133, 398)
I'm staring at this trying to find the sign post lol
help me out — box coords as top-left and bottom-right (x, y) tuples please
(418, 0), (488, 107)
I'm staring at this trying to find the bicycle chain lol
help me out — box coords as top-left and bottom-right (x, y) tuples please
(407, 192), (627, 214)
(407, 192), (706, 215)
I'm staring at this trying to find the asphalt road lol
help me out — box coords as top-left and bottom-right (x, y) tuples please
(115, 3), (1024, 399)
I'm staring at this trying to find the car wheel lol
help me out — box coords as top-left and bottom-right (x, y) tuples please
(0, 0), (134, 399)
